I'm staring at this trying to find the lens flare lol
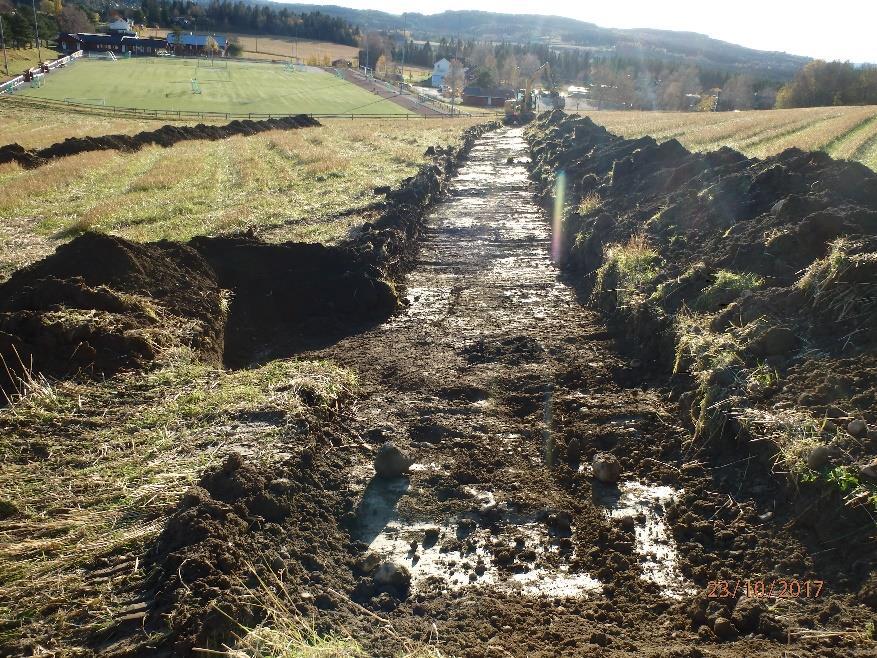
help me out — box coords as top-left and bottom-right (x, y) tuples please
(551, 170), (566, 264)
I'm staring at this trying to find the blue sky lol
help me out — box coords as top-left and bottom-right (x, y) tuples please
(304, 1), (876, 63)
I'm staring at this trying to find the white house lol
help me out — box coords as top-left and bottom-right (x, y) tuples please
(107, 18), (134, 34)
(431, 58), (450, 88)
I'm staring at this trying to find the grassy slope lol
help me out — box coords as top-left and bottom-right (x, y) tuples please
(0, 46), (62, 82)
(0, 347), (356, 653)
(18, 58), (408, 115)
(577, 106), (877, 171)
(0, 100), (216, 147)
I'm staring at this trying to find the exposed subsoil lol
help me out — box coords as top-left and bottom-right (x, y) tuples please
(0, 115), (319, 169)
(119, 128), (877, 657)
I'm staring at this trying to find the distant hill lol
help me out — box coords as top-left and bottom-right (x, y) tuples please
(266, 5), (810, 80)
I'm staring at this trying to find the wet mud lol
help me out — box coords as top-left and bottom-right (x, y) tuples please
(276, 128), (874, 656)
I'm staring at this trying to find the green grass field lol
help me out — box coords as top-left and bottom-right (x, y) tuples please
(19, 57), (408, 115)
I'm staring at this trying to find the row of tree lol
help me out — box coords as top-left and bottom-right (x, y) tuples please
(776, 60), (877, 108)
(0, 1), (61, 49)
(135, 0), (360, 46)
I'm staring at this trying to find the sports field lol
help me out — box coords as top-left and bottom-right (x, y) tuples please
(19, 57), (408, 115)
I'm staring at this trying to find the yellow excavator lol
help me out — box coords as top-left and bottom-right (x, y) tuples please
(504, 62), (565, 124)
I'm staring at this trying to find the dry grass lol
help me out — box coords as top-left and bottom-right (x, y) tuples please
(0, 347), (356, 653)
(0, 113), (480, 277)
(0, 98), (212, 149)
(139, 28), (359, 65)
(227, 568), (443, 658)
(576, 106), (877, 170)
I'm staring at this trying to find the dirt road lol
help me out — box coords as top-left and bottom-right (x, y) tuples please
(340, 69), (449, 116)
(299, 127), (873, 656)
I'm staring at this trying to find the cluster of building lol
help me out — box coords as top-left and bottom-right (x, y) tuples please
(57, 18), (227, 57)
(429, 57), (515, 107)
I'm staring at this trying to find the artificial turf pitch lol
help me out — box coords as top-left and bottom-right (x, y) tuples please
(20, 57), (409, 115)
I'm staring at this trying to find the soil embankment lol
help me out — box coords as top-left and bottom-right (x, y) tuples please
(525, 111), (877, 515)
(0, 115), (319, 169)
(124, 128), (875, 656)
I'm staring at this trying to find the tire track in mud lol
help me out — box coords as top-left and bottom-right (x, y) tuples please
(305, 128), (697, 654)
(303, 127), (874, 657)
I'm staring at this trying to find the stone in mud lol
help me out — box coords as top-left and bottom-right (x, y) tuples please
(732, 597), (764, 633)
(807, 445), (831, 470)
(374, 561), (412, 592)
(374, 442), (414, 478)
(592, 452), (622, 483)
(423, 527), (440, 546)
(566, 437), (582, 462)
(713, 616), (736, 640)
(847, 418), (868, 437)
(748, 326), (800, 358)
(860, 459), (877, 481)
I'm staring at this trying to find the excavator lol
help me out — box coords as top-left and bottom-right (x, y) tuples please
(504, 61), (565, 124)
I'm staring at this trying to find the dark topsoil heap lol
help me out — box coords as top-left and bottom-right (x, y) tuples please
(0, 121), (497, 393)
(526, 111), (877, 495)
(0, 233), (225, 394)
(0, 115), (319, 169)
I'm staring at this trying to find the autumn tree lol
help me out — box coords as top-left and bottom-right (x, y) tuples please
(722, 74), (755, 110)
(58, 5), (93, 33)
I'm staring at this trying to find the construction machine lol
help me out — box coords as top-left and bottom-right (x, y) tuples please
(504, 62), (565, 124)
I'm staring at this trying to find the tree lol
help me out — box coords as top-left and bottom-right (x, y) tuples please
(722, 74), (755, 110)
(204, 34), (219, 63)
(475, 69), (494, 89)
(447, 58), (466, 101)
(776, 60), (877, 108)
(171, 26), (181, 54)
(57, 5), (92, 33)
(227, 36), (241, 57)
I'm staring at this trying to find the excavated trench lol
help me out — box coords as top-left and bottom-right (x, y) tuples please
(10, 126), (873, 657)
(290, 127), (875, 657)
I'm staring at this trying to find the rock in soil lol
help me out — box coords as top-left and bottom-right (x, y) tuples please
(848, 418), (868, 437)
(807, 445), (832, 469)
(374, 442), (414, 478)
(592, 452), (622, 483)
(374, 561), (412, 593)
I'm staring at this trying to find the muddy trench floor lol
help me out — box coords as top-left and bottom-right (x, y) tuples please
(274, 127), (877, 657)
(294, 128), (873, 656)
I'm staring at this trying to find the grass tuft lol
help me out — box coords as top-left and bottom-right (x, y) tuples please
(595, 234), (660, 307)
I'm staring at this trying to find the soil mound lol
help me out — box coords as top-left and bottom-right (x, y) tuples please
(135, 446), (358, 655)
(526, 111), (877, 517)
(0, 115), (319, 169)
(0, 233), (224, 395)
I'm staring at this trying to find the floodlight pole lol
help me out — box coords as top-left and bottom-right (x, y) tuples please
(31, 0), (42, 64)
(401, 13), (406, 83)
(0, 16), (9, 77)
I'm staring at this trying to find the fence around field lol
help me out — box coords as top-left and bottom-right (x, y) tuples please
(0, 51), (84, 95)
(0, 93), (501, 121)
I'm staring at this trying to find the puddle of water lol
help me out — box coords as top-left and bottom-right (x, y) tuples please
(594, 480), (695, 599)
(358, 482), (601, 598)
